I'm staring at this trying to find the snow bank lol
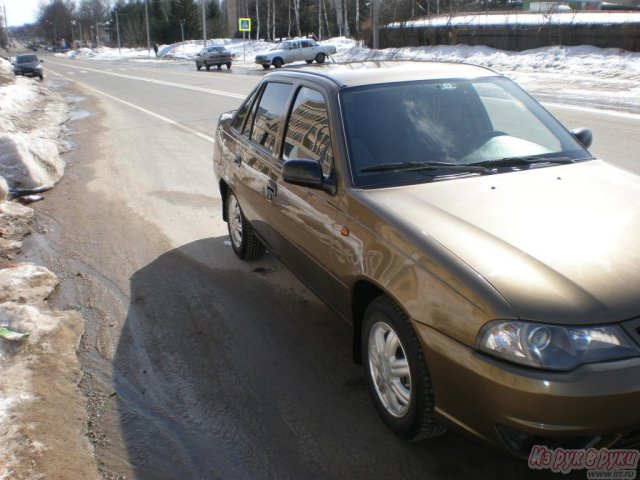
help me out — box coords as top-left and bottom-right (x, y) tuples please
(333, 41), (640, 83)
(0, 263), (59, 304)
(391, 11), (640, 28)
(0, 58), (68, 190)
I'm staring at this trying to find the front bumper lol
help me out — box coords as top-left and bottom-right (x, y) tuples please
(14, 69), (41, 77)
(415, 322), (640, 456)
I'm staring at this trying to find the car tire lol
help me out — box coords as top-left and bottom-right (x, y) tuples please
(305, 60), (313, 64)
(217, 64), (222, 69)
(205, 62), (210, 71)
(226, 63), (231, 69)
(273, 58), (283, 68)
(262, 64), (270, 70)
(226, 190), (266, 261)
(196, 64), (202, 71)
(362, 296), (446, 441)
(315, 53), (326, 64)
(39, 74), (43, 80)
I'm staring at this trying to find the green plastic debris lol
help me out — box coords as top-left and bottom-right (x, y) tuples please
(0, 327), (30, 341)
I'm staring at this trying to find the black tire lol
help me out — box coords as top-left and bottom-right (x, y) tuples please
(315, 53), (326, 64)
(262, 64), (271, 70)
(39, 74), (44, 80)
(362, 296), (446, 441)
(226, 62), (232, 69)
(205, 62), (210, 71)
(226, 190), (266, 261)
(217, 64), (222, 69)
(305, 59), (313, 64)
(196, 64), (202, 71)
(273, 58), (283, 68)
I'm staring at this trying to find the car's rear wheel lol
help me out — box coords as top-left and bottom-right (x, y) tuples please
(273, 58), (283, 68)
(305, 59), (313, 64)
(226, 62), (232, 69)
(262, 64), (270, 70)
(362, 296), (446, 441)
(315, 53), (326, 64)
(226, 191), (266, 261)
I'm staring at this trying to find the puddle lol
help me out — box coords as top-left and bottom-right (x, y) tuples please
(69, 109), (91, 121)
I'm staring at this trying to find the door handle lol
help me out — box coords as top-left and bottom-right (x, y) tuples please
(266, 181), (277, 202)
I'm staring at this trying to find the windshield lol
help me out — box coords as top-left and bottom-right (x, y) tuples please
(340, 76), (591, 188)
(17, 55), (38, 64)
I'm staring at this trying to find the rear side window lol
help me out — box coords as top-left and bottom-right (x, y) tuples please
(282, 87), (333, 176)
(250, 82), (293, 153)
(231, 87), (260, 132)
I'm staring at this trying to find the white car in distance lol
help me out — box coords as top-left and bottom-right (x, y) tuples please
(255, 39), (337, 69)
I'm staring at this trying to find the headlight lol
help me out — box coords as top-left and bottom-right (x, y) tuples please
(477, 320), (640, 370)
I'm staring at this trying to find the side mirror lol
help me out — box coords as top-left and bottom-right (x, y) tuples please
(282, 159), (335, 195)
(571, 127), (592, 149)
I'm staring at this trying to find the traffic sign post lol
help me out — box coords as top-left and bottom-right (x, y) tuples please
(239, 18), (251, 61)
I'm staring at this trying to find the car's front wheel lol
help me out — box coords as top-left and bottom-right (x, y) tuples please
(205, 62), (210, 71)
(226, 191), (266, 261)
(262, 64), (270, 70)
(273, 58), (283, 68)
(362, 296), (446, 441)
(196, 64), (202, 71)
(226, 62), (231, 69)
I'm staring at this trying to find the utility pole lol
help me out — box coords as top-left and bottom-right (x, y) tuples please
(372, 0), (379, 49)
(144, 0), (151, 54)
(115, 8), (121, 53)
(201, 0), (207, 48)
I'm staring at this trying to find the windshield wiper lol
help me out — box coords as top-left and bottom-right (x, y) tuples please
(361, 161), (488, 174)
(468, 156), (577, 168)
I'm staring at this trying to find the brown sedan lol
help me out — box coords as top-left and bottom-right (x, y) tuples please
(212, 62), (640, 456)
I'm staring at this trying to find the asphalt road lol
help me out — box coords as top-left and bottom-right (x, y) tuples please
(32, 52), (640, 480)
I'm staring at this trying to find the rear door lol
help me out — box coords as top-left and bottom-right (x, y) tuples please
(238, 81), (295, 249)
(265, 84), (340, 305)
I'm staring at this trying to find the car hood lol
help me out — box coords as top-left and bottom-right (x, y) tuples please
(363, 160), (640, 324)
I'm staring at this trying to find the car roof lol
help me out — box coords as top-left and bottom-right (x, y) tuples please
(276, 61), (500, 88)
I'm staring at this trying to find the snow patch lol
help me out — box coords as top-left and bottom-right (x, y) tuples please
(0, 263), (59, 304)
(0, 58), (69, 190)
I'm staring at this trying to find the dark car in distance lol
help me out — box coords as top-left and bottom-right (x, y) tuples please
(12, 54), (44, 79)
(195, 46), (233, 71)
(212, 62), (640, 457)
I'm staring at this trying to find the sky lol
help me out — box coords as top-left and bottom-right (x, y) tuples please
(4, 0), (40, 27)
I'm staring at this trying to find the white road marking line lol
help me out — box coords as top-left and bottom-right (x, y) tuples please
(67, 71), (75, 75)
(80, 70), (87, 73)
(49, 70), (216, 145)
(543, 102), (640, 122)
(48, 59), (245, 99)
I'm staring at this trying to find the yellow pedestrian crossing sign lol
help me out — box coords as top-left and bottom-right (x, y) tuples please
(239, 18), (251, 32)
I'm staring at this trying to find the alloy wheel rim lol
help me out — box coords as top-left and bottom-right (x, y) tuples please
(368, 321), (412, 417)
(228, 195), (243, 248)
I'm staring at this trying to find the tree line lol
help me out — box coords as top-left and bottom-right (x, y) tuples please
(8, 0), (512, 48)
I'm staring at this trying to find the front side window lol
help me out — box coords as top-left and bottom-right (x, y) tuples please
(282, 87), (333, 176)
(250, 82), (294, 153)
(341, 77), (591, 188)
